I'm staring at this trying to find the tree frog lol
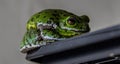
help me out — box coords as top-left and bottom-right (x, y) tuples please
(20, 9), (90, 53)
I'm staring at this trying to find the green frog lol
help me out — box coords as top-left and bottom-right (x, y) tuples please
(20, 9), (90, 53)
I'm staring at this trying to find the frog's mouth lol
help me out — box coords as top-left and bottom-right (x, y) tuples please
(74, 27), (90, 33)
(59, 22), (90, 33)
(61, 26), (90, 33)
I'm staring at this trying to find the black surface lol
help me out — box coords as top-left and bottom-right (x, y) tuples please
(26, 24), (120, 64)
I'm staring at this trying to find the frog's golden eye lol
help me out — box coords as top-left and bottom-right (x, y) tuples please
(67, 18), (76, 25)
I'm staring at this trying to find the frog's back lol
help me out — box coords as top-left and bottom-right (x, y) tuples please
(28, 9), (74, 24)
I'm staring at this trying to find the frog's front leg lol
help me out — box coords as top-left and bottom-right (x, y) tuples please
(20, 28), (42, 53)
(37, 22), (65, 40)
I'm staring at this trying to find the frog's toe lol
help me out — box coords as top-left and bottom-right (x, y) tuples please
(20, 41), (48, 53)
(20, 44), (40, 53)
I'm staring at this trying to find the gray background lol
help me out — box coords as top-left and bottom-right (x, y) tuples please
(0, 0), (120, 64)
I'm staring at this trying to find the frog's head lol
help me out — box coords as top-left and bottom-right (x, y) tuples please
(59, 15), (90, 37)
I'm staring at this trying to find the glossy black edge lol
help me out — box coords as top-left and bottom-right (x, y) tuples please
(26, 24), (120, 63)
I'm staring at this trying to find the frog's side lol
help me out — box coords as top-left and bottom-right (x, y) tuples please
(20, 9), (90, 53)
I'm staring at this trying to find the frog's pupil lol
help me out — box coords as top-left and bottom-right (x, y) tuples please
(67, 18), (75, 25)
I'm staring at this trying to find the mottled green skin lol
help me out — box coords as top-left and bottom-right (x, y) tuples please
(20, 9), (90, 53)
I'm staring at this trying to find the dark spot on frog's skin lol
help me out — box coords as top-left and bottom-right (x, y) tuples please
(38, 12), (41, 14)
(64, 29), (67, 32)
(56, 17), (59, 20)
(63, 14), (67, 16)
(37, 29), (40, 33)
(43, 32), (46, 35)
(54, 11), (57, 13)
(43, 16), (46, 18)
(50, 18), (54, 20)
(36, 15), (40, 18)
(28, 43), (32, 46)
(52, 14), (59, 17)
(50, 32), (54, 35)
(64, 23), (66, 26)
(60, 12), (63, 14)
(47, 20), (52, 24)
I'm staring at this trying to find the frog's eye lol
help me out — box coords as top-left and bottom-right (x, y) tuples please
(67, 18), (76, 25)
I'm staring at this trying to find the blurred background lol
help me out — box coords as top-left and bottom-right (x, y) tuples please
(0, 0), (120, 64)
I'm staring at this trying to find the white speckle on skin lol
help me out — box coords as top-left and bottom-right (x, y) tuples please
(37, 22), (53, 28)
(53, 24), (57, 28)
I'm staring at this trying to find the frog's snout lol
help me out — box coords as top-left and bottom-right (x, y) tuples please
(79, 24), (90, 32)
